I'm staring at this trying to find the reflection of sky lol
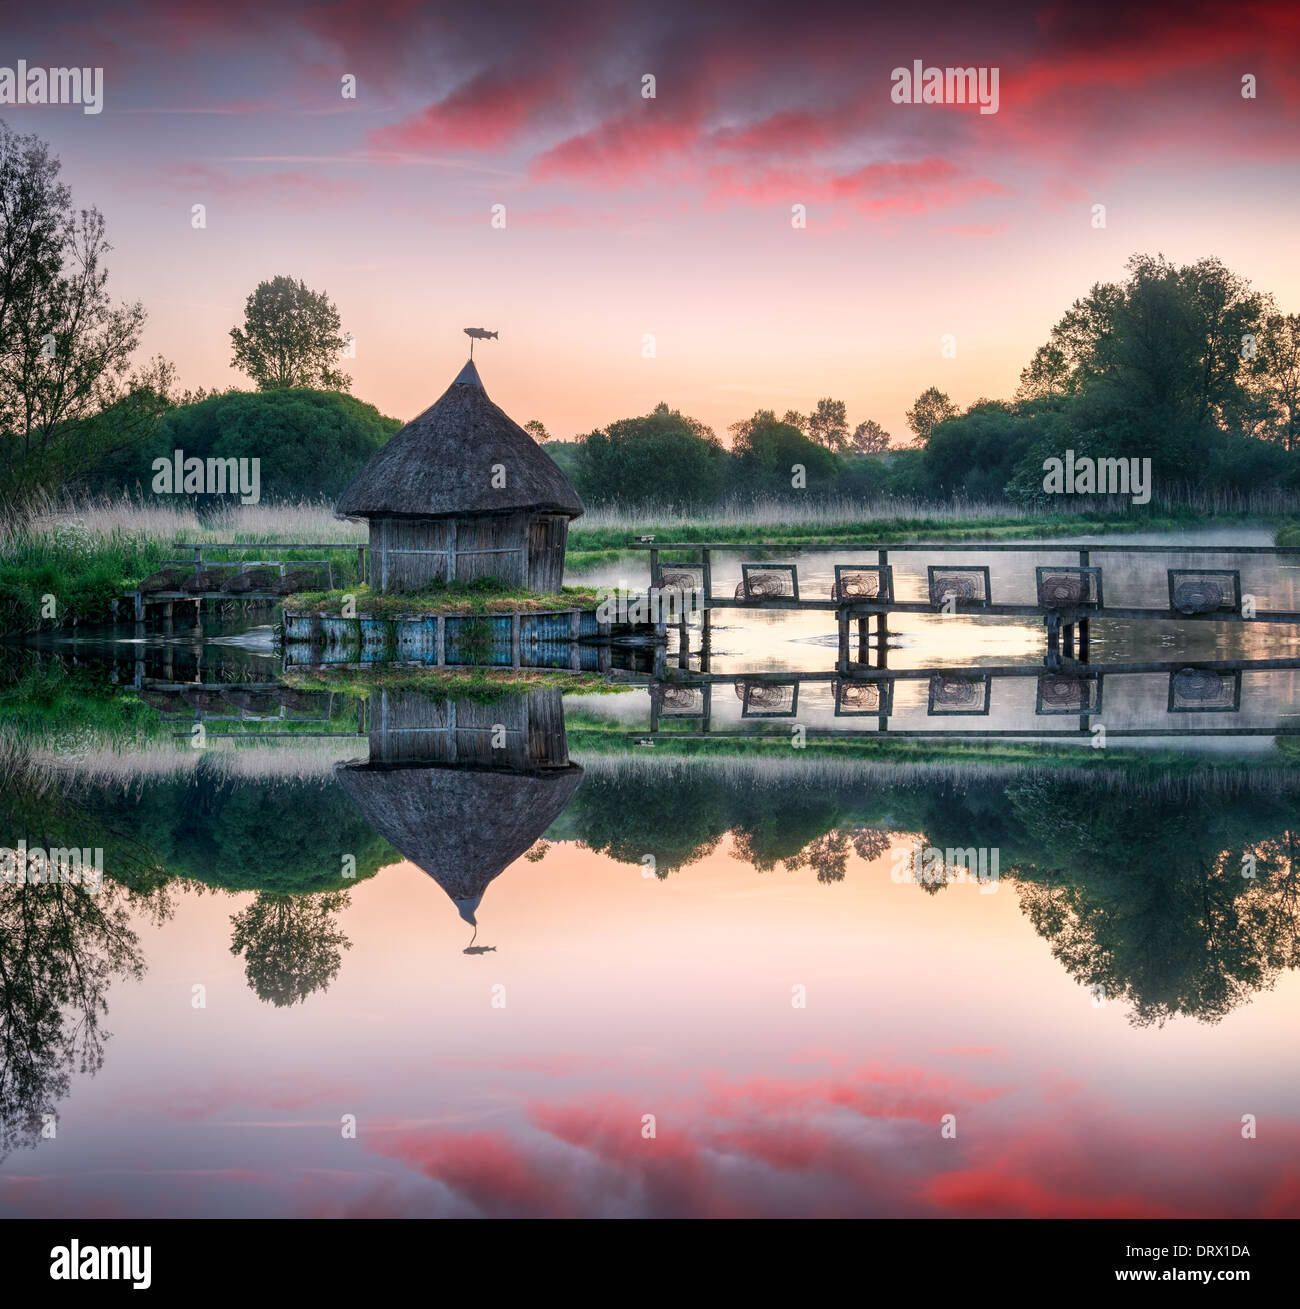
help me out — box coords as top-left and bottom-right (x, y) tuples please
(3, 835), (1296, 1218)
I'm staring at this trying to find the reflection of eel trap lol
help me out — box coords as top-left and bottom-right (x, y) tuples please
(1036, 672), (1102, 714)
(735, 564), (798, 600)
(733, 679), (798, 716)
(1168, 667), (1242, 712)
(928, 673), (991, 714)
(652, 684), (707, 715)
(833, 678), (894, 716)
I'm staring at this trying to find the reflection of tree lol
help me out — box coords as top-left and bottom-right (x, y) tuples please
(767, 826), (891, 885)
(785, 830), (850, 883)
(229, 892), (352, 1007)
(569, 767), (724, 875)
(1249, 832), (1300, 972)
(94, 776), (394, 894)
(0, 881), (144, 1159)
(563, 760), (1300, 1022)
(850, 827), (891, 864)
(1006, 779), (1300, 1026)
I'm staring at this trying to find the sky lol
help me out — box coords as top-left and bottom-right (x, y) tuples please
(3, 0), (1299, 442)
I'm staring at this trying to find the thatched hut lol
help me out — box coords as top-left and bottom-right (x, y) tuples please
(335, 358), (584, 593)
(333, 688), (580, 930)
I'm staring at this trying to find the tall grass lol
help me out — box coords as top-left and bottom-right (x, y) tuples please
(576, 495), (1031, 533)
(2, 490), (366, 547)
(0, 492), (365, 633)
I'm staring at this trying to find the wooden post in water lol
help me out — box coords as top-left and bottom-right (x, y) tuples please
(877, 548), (890, 669)
(1078, 547), (1091, 661)
(649, 548), (665, 643)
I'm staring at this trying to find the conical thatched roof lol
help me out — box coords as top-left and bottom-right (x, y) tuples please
(336, 359), (584, 520)
(333, 760), (583, 924)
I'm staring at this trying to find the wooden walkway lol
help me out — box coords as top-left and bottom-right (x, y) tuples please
(630, 538), (1300, 670)
(123, 542), (360, 622)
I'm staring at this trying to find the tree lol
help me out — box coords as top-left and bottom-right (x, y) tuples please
(0, 122), (151, 499)
(1251, 313), (1300, 452)
(905, 386), (960, 446)
(574, 403), (726, 506)
(806, 397), (849, 451)
(97, 389), (400, 502)
(523, 418), (550, 442)
(1017, 254), (1264, 437)
(728, 409), (840, 488)
(850, 418), (891, 453)
(229, 276), (350, 391)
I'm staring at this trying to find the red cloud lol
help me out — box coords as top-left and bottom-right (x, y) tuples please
(529, 111), (706, 184)
(369, 64), (577, 152)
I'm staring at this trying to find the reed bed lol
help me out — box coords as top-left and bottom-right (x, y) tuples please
(1, 731), (366, 792)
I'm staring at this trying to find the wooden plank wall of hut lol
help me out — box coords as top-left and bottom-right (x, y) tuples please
(527, 514), (569, 592)
(526, 688), (569, 766)
(454, 513), (528, 587)
(367, 516), (530, 590)
(369, 518), (449, 590)
(369, 689), (531, 766)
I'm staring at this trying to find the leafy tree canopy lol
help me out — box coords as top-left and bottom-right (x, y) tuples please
(229, 275), (350, 391)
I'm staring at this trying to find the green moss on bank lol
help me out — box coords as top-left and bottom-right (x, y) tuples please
(280, 665), (627, 699)
(282, 580), (607, 618)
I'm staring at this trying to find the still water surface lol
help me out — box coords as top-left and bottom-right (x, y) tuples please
(2, 531), (1297, 1217)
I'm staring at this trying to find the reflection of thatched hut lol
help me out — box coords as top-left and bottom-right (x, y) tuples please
(334, 761), (581, 927)
(332, 688), (580, 928)
(335, 359), (584, 593)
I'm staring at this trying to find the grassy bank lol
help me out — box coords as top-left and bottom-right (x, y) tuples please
(281, 665), (626, 698)
(283, 580), (606, 618)
(565, 723), (1300, 773)
(0, 494), (366, 634)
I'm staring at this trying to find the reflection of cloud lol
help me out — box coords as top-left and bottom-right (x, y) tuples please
(137, 1078), (355, 1121)
(361, 1058), (1300, 1218)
